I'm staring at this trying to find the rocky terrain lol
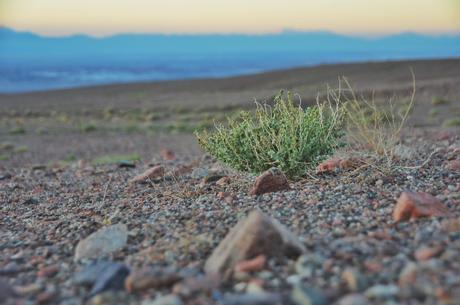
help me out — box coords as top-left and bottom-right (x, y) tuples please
(1, 128), (459, 305)
(1, 59), (460, 305)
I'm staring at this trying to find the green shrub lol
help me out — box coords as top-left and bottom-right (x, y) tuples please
(92, 153), (140, 165)
(195, 91), (344, 178)
(443, 118), (460, 127)
(79, 123), (97, 133)
(432, 97), (450, 106)
(9, 126), (26, 135)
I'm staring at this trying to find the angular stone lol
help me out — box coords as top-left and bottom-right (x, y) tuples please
(250, 168), (290, 196)
(234, 255), (267, 273)
(89, 263), (130, 296)
(159, 149), (176, 161)
(393, 191), (449, 222)
(414, 245), (443, 261)
(75, 224), (128, 261)
(130, 166), (165, 184)
(205, 210), (305, 279)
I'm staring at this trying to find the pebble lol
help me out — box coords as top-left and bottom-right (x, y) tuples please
(142, 294), (183, 305)
(365, 284), (399, 299)
(342, 268), (367, 292)
(393, 191), (449, 222)
(337, 294), (367, 305)
(249, 168), (290, 195)
(0, 279), (16, 300)
(125, 267), (181, 293)
(88, 263), (130, 296)
(221, 292), (282, 305)
(291, 285), (327, 305)
(129, 165), (165, 183)
(74, 224), (128, 261)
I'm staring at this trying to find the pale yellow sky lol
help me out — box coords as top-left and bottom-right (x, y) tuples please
(1, 0), (459, 36)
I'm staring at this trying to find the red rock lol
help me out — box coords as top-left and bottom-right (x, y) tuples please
(436, 130), (456, 142)
(125, 268), (182, 293)
(249, 168), (290, 196)
(204, 210), (305, 279)
(445, 160), (460, 171)
(37, 265), (59, 278)
(173, 164), (193, 176)
(36, 291), (56, 305)
(316, 157), (363, 173)
(129, 165), (165, 183)
(234, 255), (267, 273)
(414, 245), (443, 261)
(160, 149), (176, 161)
(216, 176), (231, 186)
(316, 158), (342, 173)
(393, 191), (449, 222)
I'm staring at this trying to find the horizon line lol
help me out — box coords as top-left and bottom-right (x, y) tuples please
(2, 25), (460, 40)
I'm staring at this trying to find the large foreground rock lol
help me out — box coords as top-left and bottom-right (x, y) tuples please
(249, 168), (290, 196)
(393, 191), (449, 222)
(75, 224), (128, 261)
(204, 210), (305, 279)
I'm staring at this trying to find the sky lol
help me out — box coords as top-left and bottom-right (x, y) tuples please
(1, 0), (460, 37)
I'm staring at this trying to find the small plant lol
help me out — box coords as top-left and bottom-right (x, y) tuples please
(9, 126), (26, 135)
(432, 97), (450, 106)
(443, 117), (460, 127)
(342, 75), (415, 166)
(92, 153), (140, 165)
(79, 123), (97, 133)
(195, 91), (344, 178)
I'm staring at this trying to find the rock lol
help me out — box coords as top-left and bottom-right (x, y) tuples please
(172, 164), (193, 176)
(291, 285), (327, 305)
(394, 144), (417, 160)
(125, 267), (181, 293)
(249, 168), (290, 196)
(342, 268), (367, 292)
(22, 197), (39, 205)
(89, 291), (130, 305)
(205, 210), (305, 279)
(364, 284), (398, 298)
(445, 159), (460, 171)
(118, 160), (136, 168)
(191, 167), (209, 179)
(37, 264), (59, 278)
(75, 224), (128, 261)
(36, 290), (56, 305)
(221, 292), (282, 305)
(142, 294), (183, 305)
(414, 245), (443, 261)
(129, 166), (165, 183)
(0, 172), (12, 180)
(160, 149), (176, 161)
(216, 176), (231, 186)
(14, 283), (42, 295)
(316, 157), (363, 173)
(75, 261), (124, 286)
(87, 263), (130, 296)
(393, 191), (449, 222)
(337, 294), (367, 305)
(398, 262), (418, 286)
(234, 255), (267, 273)
(172, 273), (221, 297)
(0, 279), (16, 301)
(202, 174), (226, 185)
(441, 217), (460, 232)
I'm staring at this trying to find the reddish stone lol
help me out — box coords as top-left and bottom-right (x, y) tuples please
(414, 245), (443, 261)
(160, 149), (176, 161)
(204, 210), (305, 279)
(129, 165), (165, 183)
(37, 265), (59, 278)
(216, 176), (231, 186)
(173, 164), (193, 176)
(445, 160), (460, 172)
(234, 255), (267, 273)
(249, 168), (290, 196)
(316, 157), (363, 173)
(393, 191), (449, 222)
(36, 291), (56, 305)
(125, 268), (181, 293)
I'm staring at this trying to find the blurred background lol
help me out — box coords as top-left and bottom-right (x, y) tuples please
(0, 0), (459, 166)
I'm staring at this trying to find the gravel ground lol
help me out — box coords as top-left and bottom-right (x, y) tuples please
(1, 128), (459, 305)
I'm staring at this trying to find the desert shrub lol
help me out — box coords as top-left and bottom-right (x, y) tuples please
(342, 76), (415, 166)
(195, 91), (344, 178)
(79, 123), (97, 133)
(443, 117), (460, 127)
(432, 97), (450, 106)
(91, 153), (140, 165)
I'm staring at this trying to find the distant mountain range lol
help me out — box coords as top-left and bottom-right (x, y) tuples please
(1, 27), (459, 63)
(0, 27), (459, 92)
